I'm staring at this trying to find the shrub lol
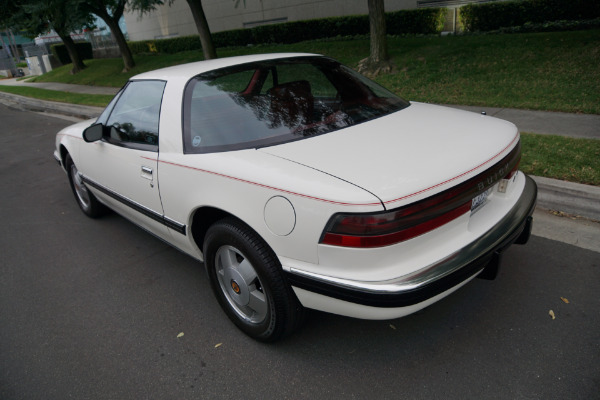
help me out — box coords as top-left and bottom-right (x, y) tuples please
(475, 18), (600, 35)
(154, 36), (203, 53)
(128, 40), (154, 54)
(461, 0), (600, 32)
(387, 8), (446, 35)
(212, 28), (252, 48)
(51, 42), (93, 65)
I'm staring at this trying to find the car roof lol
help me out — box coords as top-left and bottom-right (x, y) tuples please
(130, 53), (322, 82)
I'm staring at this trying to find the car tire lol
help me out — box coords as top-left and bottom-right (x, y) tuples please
(65, 154), (105, 218)
(204, 218), (304, 342)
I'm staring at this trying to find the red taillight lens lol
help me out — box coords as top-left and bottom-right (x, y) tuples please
(321, 202), (471, 248)
(320, 140), (522, 248)
(504, 155), (521, 180)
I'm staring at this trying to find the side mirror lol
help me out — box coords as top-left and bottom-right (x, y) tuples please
(83, 123), (104, 143)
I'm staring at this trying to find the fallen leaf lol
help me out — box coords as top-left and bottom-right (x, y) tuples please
(549, 310), (555, 320)
(177, 332), (184, 338)
(560, 297), (569, 304)
(389, 324), (396, 330)
(215, 343), (222, 348)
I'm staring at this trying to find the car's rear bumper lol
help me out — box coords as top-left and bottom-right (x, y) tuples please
(286, 174), (537, 318)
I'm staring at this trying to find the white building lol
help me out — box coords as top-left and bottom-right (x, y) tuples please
(124, 0), (420, 41)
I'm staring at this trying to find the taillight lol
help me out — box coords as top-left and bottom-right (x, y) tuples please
(504, 155), (521, 180)
(321, 140), (522, 248)
(321, 201), (471, 248)
(498, 154), (521, 193)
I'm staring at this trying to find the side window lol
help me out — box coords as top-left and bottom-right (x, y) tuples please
(96, 89), (123, 125)
(106, 80), (166, 148)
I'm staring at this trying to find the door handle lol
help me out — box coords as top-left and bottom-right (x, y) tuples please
(141, 166), (153, 180)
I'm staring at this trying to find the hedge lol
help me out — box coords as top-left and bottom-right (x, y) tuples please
(461, 0), (600, 32)
(51, 42), (93, 65)
(387, 8), (446, 35)
(472, 18), (600, 35)
(129, 8), (446, 55)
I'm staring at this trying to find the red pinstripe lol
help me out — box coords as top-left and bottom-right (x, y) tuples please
(143, 132), (519, 208)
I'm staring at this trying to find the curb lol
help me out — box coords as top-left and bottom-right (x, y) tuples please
(531, 175), (600, 221)
(2, 91), (599, 221)
(0, 91), (103, 120)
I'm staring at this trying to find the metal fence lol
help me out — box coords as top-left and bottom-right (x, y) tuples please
(22, 42), (49, 57)
(88, 31), (119, 50)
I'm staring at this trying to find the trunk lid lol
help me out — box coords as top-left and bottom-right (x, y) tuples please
(259, 103), (519, 208)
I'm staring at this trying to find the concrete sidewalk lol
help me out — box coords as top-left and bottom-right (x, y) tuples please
(447, 104), (600, 140)
(0, 78), (598, 221)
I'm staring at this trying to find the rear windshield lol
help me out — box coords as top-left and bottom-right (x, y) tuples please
(182, 56), (409, 153)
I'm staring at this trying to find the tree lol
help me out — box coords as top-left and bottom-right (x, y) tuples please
(131, 0), (217, 60)
(184, 0), (217, 59)
(357, 0), (394, 78)
(0, 0), (93, 74)
(83, 0), (139, 71)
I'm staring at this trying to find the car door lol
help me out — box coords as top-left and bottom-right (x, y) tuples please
(79, 80), (171, 240)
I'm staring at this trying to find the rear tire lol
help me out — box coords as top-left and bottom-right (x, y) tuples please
(65, 154), (105, 218)
(204, 218), (304, 342)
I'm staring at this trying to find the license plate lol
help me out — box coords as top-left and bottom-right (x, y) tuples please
(471, 189), (492, 214)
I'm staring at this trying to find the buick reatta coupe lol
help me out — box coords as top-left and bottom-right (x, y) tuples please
(54, 53), (537, 341)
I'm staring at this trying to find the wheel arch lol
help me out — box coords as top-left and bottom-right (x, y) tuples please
(59, 144), (70, 171)
(190, 206), (264, 255)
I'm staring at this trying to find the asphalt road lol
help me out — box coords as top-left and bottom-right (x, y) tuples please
(1, 104), (599, 400)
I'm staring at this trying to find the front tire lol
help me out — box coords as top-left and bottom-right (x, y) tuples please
(204, 218), (304, 342)
(65, 154), (105, 218)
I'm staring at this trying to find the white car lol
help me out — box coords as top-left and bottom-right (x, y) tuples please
(54, 53), (537, 341)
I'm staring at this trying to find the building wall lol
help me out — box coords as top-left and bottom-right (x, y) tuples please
(124, 0), (418, 41)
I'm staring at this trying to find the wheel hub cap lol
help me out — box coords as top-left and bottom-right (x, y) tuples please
(231, 280), (241, 294)
(215, 245), (268, 324)
(224, 267), (250, 306)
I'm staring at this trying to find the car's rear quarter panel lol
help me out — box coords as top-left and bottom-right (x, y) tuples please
(156, 150), (384, 265)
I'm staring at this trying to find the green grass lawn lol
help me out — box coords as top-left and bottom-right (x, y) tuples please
(520, 133), (600, 186)
(29, 29), (600, 114)
(378, 30), (600, 114)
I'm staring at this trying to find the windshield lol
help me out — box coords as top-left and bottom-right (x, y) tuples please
(182, 56), (409, 153)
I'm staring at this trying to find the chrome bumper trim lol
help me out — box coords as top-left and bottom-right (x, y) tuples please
(286, 175), (537, 307)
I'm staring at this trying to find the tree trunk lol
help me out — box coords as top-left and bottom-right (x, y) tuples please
(186, 0), (217, 60)
(103, 15), (135, 72)
(368, 0), (388, 64)
(357, 0), (394, 78)
(0, 31), (13, 59)
(57, 32), (86, 74)
(6, 29), (20, 61)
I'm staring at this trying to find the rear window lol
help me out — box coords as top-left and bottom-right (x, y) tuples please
(182, 56), (409, 154)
